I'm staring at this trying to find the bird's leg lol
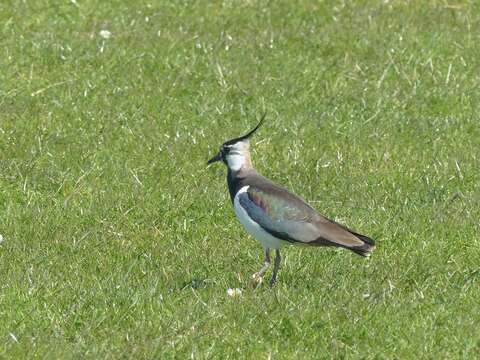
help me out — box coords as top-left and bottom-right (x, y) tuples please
(252, 248), (271, 284)
(269, 249), (281, 287)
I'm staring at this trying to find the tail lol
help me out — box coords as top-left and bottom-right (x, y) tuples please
(348, 230), (376, 257)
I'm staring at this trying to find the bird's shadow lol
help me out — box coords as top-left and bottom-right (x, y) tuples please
(180, 277), (212, 290)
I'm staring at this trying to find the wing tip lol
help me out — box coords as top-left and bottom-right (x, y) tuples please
(351, 242), (376, 257)
(344, 228), (376, 257)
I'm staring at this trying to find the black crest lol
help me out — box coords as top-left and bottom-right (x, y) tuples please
(223, 112), (266, 146)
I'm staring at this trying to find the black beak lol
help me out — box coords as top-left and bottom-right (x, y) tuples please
(207, 152), (222, 165)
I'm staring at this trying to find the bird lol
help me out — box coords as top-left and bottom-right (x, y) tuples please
(207, 114), (375, 286)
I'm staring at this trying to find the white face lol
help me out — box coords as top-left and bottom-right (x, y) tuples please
(223, 141), (249, 171)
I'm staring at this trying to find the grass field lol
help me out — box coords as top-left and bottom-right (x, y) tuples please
(1, 0), (479, 358)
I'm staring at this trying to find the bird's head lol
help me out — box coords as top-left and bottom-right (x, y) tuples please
(207, 113), (265, 172)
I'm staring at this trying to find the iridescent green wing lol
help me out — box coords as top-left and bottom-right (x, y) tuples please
(238, 185), (321, 243)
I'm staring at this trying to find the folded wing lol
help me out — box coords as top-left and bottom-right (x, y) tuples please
(238, 184), (371, 251)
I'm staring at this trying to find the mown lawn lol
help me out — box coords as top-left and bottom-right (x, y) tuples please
(1, 0), (479, 358)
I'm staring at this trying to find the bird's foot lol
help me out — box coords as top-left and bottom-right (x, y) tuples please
(251, 272), (264, 287)
(269, 276), (277, 287)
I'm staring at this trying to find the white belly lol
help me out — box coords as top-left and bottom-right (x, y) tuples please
(233, 186), (289, 250)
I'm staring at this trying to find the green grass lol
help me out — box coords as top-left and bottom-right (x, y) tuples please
(1, 0), (479, 358)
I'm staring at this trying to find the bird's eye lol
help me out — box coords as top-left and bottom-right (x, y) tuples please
(223, 146), (231, 154)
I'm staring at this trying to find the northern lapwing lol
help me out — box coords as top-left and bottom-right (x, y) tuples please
(207, 114), (376, 286)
